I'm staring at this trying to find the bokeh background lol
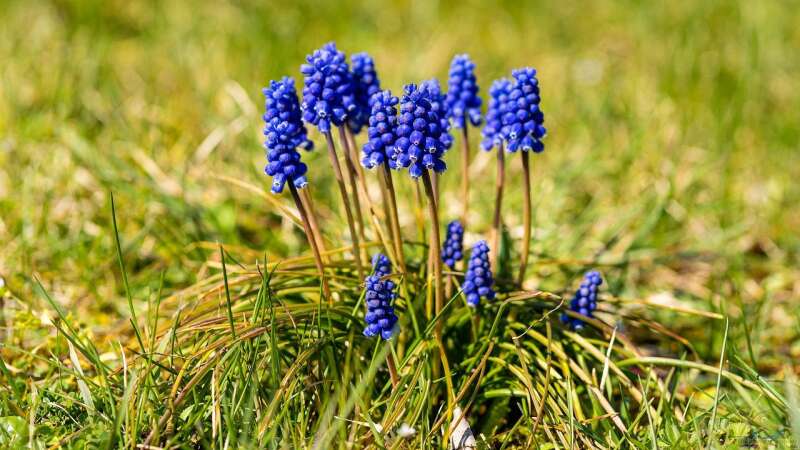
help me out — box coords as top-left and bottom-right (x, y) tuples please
(1, 0), (799, 364)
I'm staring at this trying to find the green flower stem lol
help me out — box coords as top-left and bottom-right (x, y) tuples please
(518, 150), (532, 286)
(323, 130), (365, 280)
(288, 182), (331, 303)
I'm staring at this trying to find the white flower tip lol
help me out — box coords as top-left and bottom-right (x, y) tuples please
(397, 423), (416, 438)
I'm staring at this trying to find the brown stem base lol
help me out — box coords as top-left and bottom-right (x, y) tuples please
(289, 183), (331, 302)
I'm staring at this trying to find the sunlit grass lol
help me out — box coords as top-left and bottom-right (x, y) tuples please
(1, 0), (799, 447)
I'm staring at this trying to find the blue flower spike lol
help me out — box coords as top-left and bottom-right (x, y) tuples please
(349, 52), (382, 134)
(442, 220), (464, 269)
(362, 90), (399, 169)
(504, 68), (546, 153)
(480, 78), (513, 151)
(463, 240), (496, 307)
(364, 253), (399, 340)
(300, 42), (357, 134)
(445, 54), (482, 129)
(391, 83), (452, 178)
(262, 76), (313, 194)
(561, 271), (603, 331)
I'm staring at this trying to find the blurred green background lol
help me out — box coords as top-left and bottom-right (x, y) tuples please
(1, 0), (798, 355)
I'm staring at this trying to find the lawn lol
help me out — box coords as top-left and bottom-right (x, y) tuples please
(1, 0), (799, 448)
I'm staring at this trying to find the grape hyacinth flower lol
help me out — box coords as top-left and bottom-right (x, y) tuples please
(480, 78), (512, 151)
(507, 68), (546, 285)
(262, 76), (329, 300)
(364, 253), (398, 340)
(463, 241), (496, 306)
(262, 77), (312, 194)
(446, 55), (482, 227)
(363, 275), (398, 339)
(349, 52), (381, 134)
(480, 78), (513, 269)
(300, 42), (356, 134)
(504, 68), (546, 153)
(441, 220), (464, 269)
(561, 271), (603, 331)
(362, 90), (399, 169)
(445, 54), (482, 129)
(391, 83), (451, 178)
(393, 82), (450, 340)
(300, 42), (365, 279)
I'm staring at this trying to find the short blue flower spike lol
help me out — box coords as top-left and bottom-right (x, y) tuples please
(364, 253), (398, 340)
(262, 76), (313, 194)
(480, 78), (512, 151)
(463, 240), (496, 306)
(362, 90), (399, 169)
(445, 54), (482, 129)
(442, 220), (464, 269)
(300, 42), (356, 134)
(504, 68), (546, 153)
(390, 83), (451, 178)
(561, 271), (603, 331)
(349, 52), (382, 134)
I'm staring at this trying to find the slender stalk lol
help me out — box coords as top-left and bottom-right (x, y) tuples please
(299, 188), (327, 262)
(323, 131), (365, 280)
(491, 144), (505, 270)
(421, 172), (443, 333)
(338, 126), (367, 255)
(288, 183), (331, 302)
(460, 124), (470, 227)
(345, 125), (397, 264)
(386, 351), (399, 388)
(432, 172), (440, 206)
(381, 164), (405, 271)
(345, 127), (369, 202)
(518, 151), (532, 286)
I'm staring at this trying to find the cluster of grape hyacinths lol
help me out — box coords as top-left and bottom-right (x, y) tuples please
(480, 78), (512, 151)
(349, 52), (381, 134)
(441, 220), (464, 269)
(300, 42), (356, 133)
(391, 83), (451, 178)
(561, 270), (603, 330)
(361, 90), (398, 169)
(363, 253), (398, 340)
(262, 77), (313, 194)
(504, 68), (546, 153)
(462, 241), (496, 306)
(445, 54), (482, 128)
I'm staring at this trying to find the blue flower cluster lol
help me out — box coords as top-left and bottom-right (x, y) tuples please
(561, 271), (603, 330)
(445, 54), (482, 129)
(391, 83), (451, 178)
(364, 253), (398, 340)
(361, 90), (398, 169)
(504, 68), (546, 153)
(262, 77), (313, 194)
(441, 220), (464, 269)
(349, 52), (382, 134)
(463, 241), (496, 306)
(300, 42), (356, 133)
(480, 78), (512, 151)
